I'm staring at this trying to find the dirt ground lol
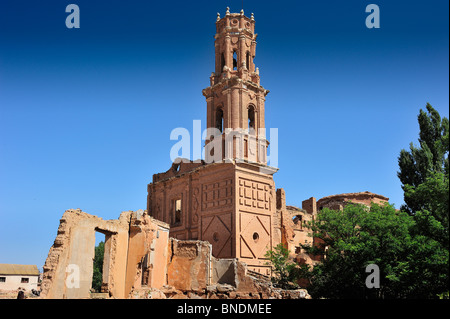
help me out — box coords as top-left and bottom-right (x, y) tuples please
(0, 289), (40, 299)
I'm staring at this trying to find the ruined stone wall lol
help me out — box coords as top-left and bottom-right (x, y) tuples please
(275, 189), (317, 268)
(130, 237), (310, 299)
(41, 209), (169, 299)
(130, 238), (310, 299)
(42, 210), (310, 299)
(302, 197), (317, 215)
(316, 191), (389, 211)
(283, 206), (314, 254)
(125, 211), (170, 296)
(166, 239), (212, 292)
(40, 209), (131, 299)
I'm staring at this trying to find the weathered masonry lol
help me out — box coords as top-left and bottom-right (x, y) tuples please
(40, 209), (169, 299)
(40, 208), (311, 299)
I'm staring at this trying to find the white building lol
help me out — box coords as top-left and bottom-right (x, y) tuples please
(0, 264), (40, 291)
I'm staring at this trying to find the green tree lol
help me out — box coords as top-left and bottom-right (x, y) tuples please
(396, 105), (449, 298)
(299, 104), (449, 299)
(397, 103), (449, 221)
(265, 243), (300, 289)
(301, 203), (448, 299)
(92, 241), (104, 292)
(404, 172), (449, 247)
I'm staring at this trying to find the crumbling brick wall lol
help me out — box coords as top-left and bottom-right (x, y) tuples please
(42, 209), (311, 299)
(40, 209), (169, 299)
(167, 239), (212, 292)
(317, 191), (389, 211)
(125, 210), (170, 296)
(130, 237), (310, 299)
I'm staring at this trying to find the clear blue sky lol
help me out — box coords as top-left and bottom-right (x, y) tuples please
(0, 0), (448, 268)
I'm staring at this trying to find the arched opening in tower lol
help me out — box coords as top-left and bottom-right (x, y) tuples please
(246, 51), (250, 70)
(221, 52), (225, 72)
(216, 107), (224, 133)
(248, 106), (255, 131)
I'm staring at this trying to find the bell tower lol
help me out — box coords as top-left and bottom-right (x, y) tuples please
(149, 8), (281, 276)
(202, 8), (270, 166)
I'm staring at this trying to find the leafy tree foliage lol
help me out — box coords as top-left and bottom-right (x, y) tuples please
(292, 104), (448, 299)
(396, 104), (449, 296)
(265, 243), (300, 289)
(92, 241), (104, 292)
(301, 203), (448, 299)
(398, 103), (449, 222)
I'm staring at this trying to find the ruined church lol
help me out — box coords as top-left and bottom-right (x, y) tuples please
(148, 8), (278, 275)
(40, 8), (388, 299)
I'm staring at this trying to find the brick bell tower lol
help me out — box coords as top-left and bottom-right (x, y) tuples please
(148, 8), (280, 276)
(202, 7), (271, 167)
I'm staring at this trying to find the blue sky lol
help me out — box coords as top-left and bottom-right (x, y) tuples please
(0, 0), (448, 268)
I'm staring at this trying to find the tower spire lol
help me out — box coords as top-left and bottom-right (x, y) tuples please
(203, 8), (270, 165)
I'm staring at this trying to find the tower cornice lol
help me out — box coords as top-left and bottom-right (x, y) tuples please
(202, 77), (268, 98)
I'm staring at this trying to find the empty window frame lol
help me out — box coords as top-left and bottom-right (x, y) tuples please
(232, 50), (238, 70)
(216, 107), (224, 133)
(172, 199), (182, 225)
(248, 105), (255, 131)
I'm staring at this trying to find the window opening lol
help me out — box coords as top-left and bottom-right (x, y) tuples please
(248, 106), (255, 131)
(173, 199), (182, 225)
(233, 51), (238, 70)
(216, 108), (224, 133)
